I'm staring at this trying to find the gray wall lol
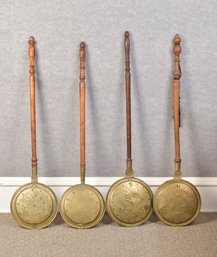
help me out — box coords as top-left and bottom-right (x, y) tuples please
(0, 0), (216, 177)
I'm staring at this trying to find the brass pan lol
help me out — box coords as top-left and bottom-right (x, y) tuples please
(153, 35), (201, 226)
(11, 182), (57, 229)
(11, 37), (57, 229)
(60, 42), (105, 228)
(106, 32), (153, 227)
(106, 175), (153, 227)
(153, 178), (201, 226)
(60, 183), (105, 229)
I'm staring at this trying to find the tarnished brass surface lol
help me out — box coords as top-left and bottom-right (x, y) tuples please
(106, 177), (153, 226)
(126, 160), (133, 176)
(60, 184), (105, 229)
(153, 179), (201, 226)
(10, 183), (57, 229)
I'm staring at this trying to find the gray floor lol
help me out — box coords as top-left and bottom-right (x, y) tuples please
(0, 213), (216, 257)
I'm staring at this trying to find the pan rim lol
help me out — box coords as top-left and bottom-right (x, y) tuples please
(10, 182), (58, 229)
(106, 176), (153, 227)
(60, 184), (105, 229)
(153, 178), (201, 226)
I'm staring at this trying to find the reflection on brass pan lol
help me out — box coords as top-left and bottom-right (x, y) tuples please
(60, 42), (105, 229)
(10, 37), (57, 229)
(153, 34), (201, 226)
(106, 32), (153, 227)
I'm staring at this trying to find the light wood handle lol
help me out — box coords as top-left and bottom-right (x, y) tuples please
(80, 42), (86, 183)
(124, 31), (132, 163)
(28, 36), (37, 174)
(173, 34), (181, 164)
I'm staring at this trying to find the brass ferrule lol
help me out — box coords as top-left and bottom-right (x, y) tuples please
(80, 165), (86, 184)
(31, 166), (38, 183)
(174, 160), (181, 179)
(126, 160), (133, 176)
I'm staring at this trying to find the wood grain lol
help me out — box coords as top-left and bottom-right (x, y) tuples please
(173, 34), (182, 164)
(80, 42), (86, 167)
(124, 31), (132, 163)
(28, 36), (37, 169)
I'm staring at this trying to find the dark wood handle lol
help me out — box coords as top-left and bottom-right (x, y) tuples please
(80, 42), (86, 167)
(28, 36), (37, 169)
(173, 34), (181, 164)
(124, 31), (132, 162)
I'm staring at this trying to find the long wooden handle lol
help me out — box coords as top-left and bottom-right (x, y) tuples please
(80, 42), (86, 184)
(124, 31), (132, 163)
(173, 34), (182, 173)
(28, 36), (37, 181)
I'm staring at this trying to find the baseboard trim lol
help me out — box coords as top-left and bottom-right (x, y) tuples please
(1, 177), (217, 213)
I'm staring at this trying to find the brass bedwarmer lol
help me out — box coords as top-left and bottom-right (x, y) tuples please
(106, 32), (153, 227)
(60, 42), (105, 228)
(153, 34), (201, 226)
(10, 37), (57, 229)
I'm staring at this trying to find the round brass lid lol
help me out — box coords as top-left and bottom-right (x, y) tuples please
(11, 183), (57, 229)
(153, 179), (201, 226)
(60, 184), (105, 228)
(106, 177), (153, 226)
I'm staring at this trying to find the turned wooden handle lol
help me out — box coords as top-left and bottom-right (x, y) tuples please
(173, 34), (181, 163)
(28, 36), (37, 169)
(124, 31), (132, 162)
(80, 42), (86, 167)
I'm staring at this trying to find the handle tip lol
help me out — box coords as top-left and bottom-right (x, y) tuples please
(173, 34), (181, 57)
(80, 41), (85, 48)
(174, 34), (181, 45)
(125, 31), (129, 37)
(29, 36), (35, 44)
(124, 31), (130, 52)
